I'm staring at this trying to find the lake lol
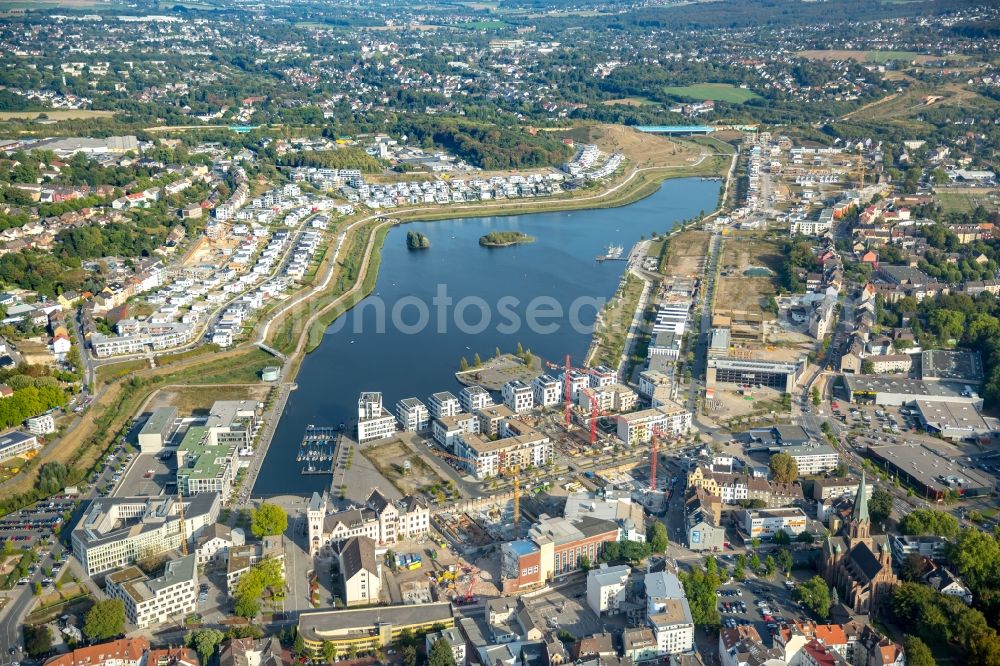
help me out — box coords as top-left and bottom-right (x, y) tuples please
(253, 178), (720, 496)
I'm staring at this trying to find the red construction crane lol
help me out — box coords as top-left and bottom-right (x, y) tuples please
(579, 387), (606, 446)
(455, 566), (479, 605)
(564, 354), (572, 428)
(649, 425), (667, 492)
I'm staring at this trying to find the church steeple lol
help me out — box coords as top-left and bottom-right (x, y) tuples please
(853, 472), (869, 523)
(849, 473), (871, 541)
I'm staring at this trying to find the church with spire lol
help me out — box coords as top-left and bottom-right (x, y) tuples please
(819, 474), (898, 615)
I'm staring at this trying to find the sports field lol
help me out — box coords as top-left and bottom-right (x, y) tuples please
(663, 83), (760, 103)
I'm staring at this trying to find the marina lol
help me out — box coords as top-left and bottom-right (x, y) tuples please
(298, 426), (341, 475)
(595, 243), (625, 262)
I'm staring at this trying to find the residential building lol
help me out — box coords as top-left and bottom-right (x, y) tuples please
(531, 374), (561, 408)
(307, 490), (430, 555)
(475, 404), (515, 437)
(218, 637), (283, 666)
(105, 554), (198, 629)
(428, 391), (461, 419)
(889, 534), (950, 563)
(645, 571), (695, 655)
(195, 523), (244, 565)
(617, 403), (692, 446)
(226, 536), (284, 592)
(459, 385), (493, 413)
(502, 380), (534, 414)
(396, 398), (430, 432)
(298, 603), (454, 655)
(586, 563), (630, 615)
(740, 507), (807, 539)
(455, 421), (552, 479)
(43, 638), (150, 666)
(769, 444), (839, 475)
(580, 383), (638, 414)
(331, 536), (381, 606)
(432, 413), (479, 451)
(813, 478), (873, 501)
(622, 628), (658, 663)
(72, 493), (220, 576)
(357, 392), (396, 443)
(425, 628), (466, 666)
(687, 465), (803, 507)
(25, 413), (56, 435)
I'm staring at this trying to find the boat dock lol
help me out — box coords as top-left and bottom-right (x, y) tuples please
(596, 243), (626, 262)
(299, 425), (341, 475)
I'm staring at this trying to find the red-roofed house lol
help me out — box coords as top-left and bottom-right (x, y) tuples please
(800, 639), (851, 666)
(43, 638), (150, 666)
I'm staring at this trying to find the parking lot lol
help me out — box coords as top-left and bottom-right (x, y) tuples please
(113, 451), (175, 498)
(710, 563), (810, 641)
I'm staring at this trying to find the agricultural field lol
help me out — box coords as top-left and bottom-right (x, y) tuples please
(601, 97), (661, 107)
(461, 19), (510, 30)
(0, 110), (115, 121)
(798, 49), (932, 63)
(662, 83), (761, 103)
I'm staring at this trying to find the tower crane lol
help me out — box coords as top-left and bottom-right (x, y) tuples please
(429, 447), (521, 539)
(649, 425), (668, 493)
(579, 387), (612, 447)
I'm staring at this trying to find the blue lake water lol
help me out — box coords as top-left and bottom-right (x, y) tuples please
(253, 178), (719, 496)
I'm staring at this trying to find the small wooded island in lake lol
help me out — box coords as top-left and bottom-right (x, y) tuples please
(406, 231), (430, 250)
(479, 231), (535, 247)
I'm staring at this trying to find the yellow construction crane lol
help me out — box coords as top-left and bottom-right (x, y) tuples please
(430, 448), (520, 538)
(177, 488), (187, 556)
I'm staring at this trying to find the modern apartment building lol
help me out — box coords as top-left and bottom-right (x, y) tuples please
(432, 413), (479, 451)
(580, 383), (638, 414)
(587, 564), (630, 616)
(616, 402), (692, 445)
(770, 444), (840, 476)
(459, 385), (493, 413)
(589, 366), (617, 387)
(531, 375), (561, 408)
(740, 507), (808, 540)
(0, 431), (40, 463)
(455, 420), (552, 480)
(645, 571), (695, 655)
(502, 380), (534, 414)
(396, 397), (431, 432)
(105, 554), (198, 629)
(72, 493), (221, 576)
(427, 391), (461, 419)
(559, 370), (590, 403)
(356, 392), (396, 443)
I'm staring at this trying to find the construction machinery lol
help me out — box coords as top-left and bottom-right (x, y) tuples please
(453, 566), (479, 605)
(649, 425), (667, 492)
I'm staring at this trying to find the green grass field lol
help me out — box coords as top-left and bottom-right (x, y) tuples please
(866, 51), (921, 63)
(663, 83), (760, 104)
(937, 190), (999, 214)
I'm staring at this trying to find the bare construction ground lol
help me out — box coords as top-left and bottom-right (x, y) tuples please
(146, 384), (272, 415)
(662, 229), (710, 277)
(551, 124), (702, 169)
(715, 236), (782, 315)
(362, 436), (453, 498)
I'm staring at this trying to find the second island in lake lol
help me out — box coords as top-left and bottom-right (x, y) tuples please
(479, 231), (535, 247)
(406, 231), (431, 250)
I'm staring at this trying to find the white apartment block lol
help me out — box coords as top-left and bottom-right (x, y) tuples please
(357, 392), (396, 443)
(0, 432), (40, 463)
(560, 370), (590, 403)
(580, 384), (638, 414)
(790, 208), (834, 235)
(645, 572), (695, 656)
(587, 564), (630, 616)
(775, 444), (840, 476)
(427, 391), (461, 420)
(616, 402), (692, 446)
(396, 398), (431, 432)
(502, 380), (534, 414)
(25, 413), (56, 435)
(459, 385), (493, 413)
(531, 375), (561, 408)
(105, 554), (197, 629)
(590, 366), (618, 387)
(433, 413), (480, 451)
(91, 321), (195, 358)
(72, 494), (221, 576)
(741, 508), (807, 540)
(455, 421), (552, 480)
